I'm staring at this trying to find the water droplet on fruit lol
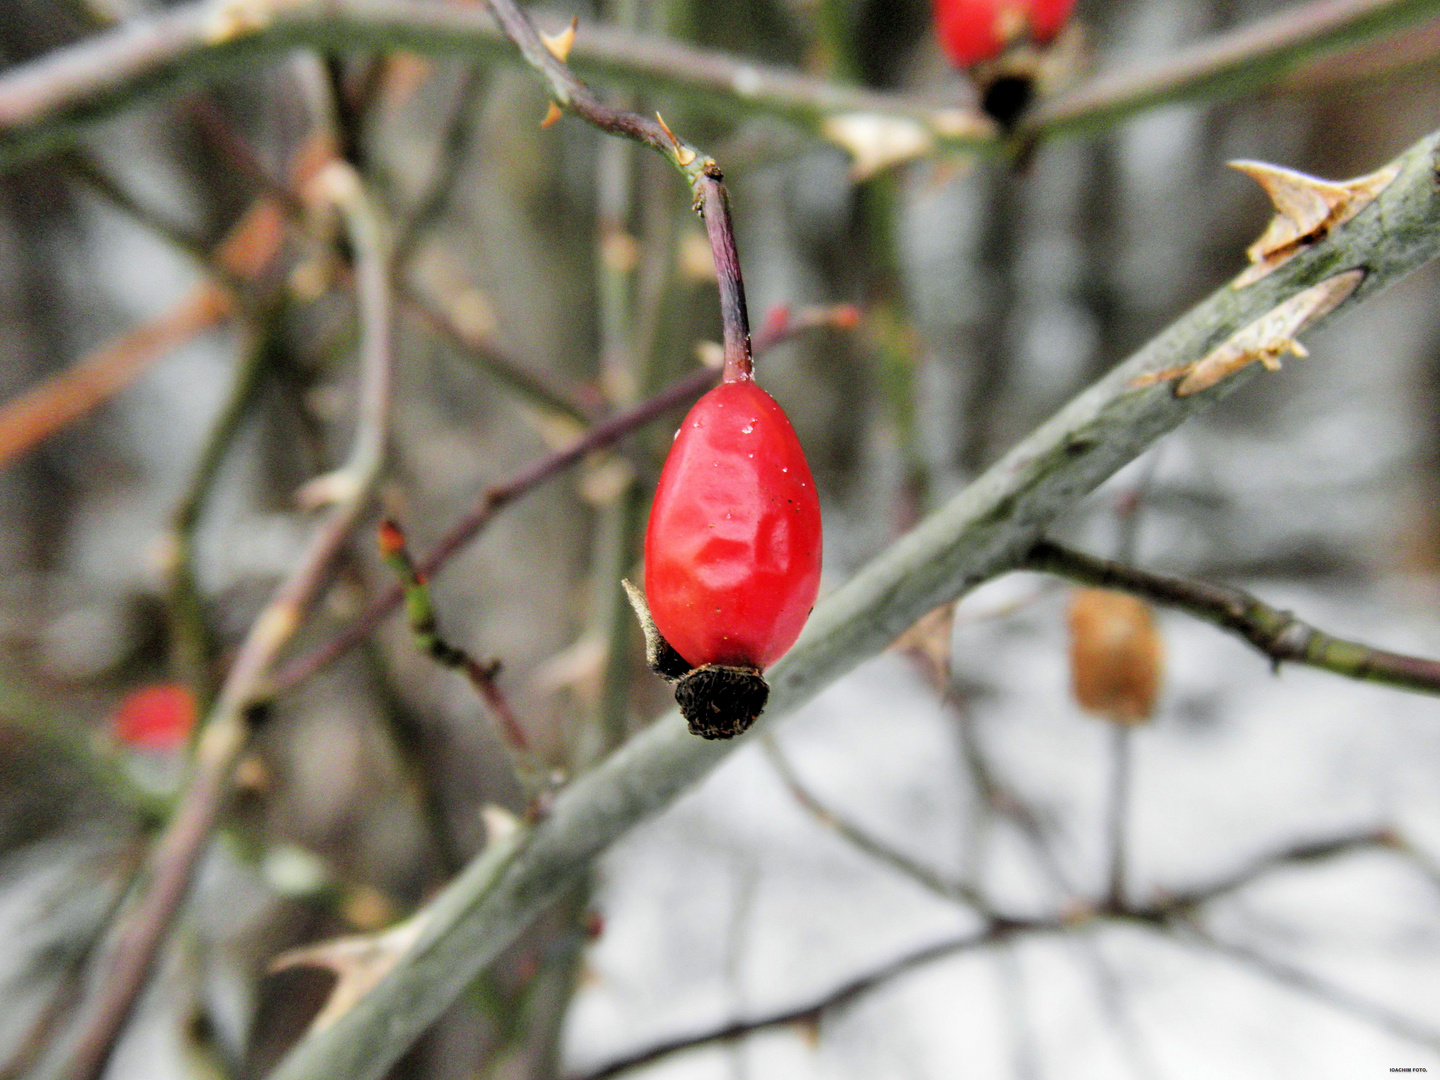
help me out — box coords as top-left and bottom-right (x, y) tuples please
(740, 423), (754, 434)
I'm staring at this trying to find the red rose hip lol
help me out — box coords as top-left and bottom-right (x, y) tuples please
(933, 0), (1073, 66)
(641, 376), (821, 737)
(112, 683), (197, 752)
(933, 0), (1075, 127)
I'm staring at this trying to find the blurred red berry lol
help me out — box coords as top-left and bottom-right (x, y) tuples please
(112, 683), (197, 751)
(933, 0), (1075, 67)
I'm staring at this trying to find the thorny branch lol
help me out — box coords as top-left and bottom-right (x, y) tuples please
(1021, 0), (1440, 142)
(37, 162), (396, 1080)
(1, 0), (1438, 175)
(1024, 540), (1440, 697)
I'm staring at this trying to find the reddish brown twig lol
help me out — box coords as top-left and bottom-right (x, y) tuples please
(377, 519), (534, 762)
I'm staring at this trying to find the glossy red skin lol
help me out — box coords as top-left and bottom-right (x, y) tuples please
(113, 683), (197, 751)
(933, 0), (1074, 66)
(644, 379), (822, 671)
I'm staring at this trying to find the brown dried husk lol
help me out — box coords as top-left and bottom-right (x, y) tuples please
(1067, 589), (1165, 725)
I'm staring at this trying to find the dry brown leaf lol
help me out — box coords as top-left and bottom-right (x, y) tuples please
(1132, 269), (1363, 396)
(821, 112), (935, 180)
(1231, 159), (1400, 287)
(0, 285), (234, 471)
(1068, 589), (1164, 725)
(216, 198), (286, 280)
(271, 914), (428, 1033)
(892, 601), (957, 691)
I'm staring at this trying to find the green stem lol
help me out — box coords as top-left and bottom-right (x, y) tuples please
(166, 313), (279, 702)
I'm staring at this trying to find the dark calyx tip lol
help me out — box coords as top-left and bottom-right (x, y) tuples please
(675, 665), (769, 740)
(650, 637), (694, 683)
(980, 74), (1035, 130)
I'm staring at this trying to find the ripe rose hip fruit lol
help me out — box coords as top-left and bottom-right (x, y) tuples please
(642, 377), (822, 739)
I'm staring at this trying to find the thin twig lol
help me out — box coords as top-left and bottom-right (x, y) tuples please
(377, 519), (537, 772)
(571, 925), (1019, 1080)
(1139, 831), (1392, 917)
(165, 312), (280, 701)
(401, 286), (598, 422)
(572, 827), (1402, 1079)
(1177, 923), (1440, 1051)
(761, 734), (985, 908)
(0, 284), (234, 471)
(38, 162), (395, 1080)
(477, 0), (757, 386)
(392, 65), (490, 267)
(1104, 723), (1132, 912)
(1024, 540), (1440, 697)
(586, 126), (645, 760)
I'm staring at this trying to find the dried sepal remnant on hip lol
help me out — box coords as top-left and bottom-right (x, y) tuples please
(1132, 268), (1364, 396)
(622, 578), (771, 740)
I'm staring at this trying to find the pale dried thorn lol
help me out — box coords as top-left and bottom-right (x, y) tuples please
(539, 16), (577, 62)
(480, 804), (521, 846)
(654, 112), (697, 167)
(1230, 158), (1401, 286)
(270, 915), (427, 1033)
(296, 468), (362, 509)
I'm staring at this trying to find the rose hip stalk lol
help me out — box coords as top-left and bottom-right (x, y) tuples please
(626, 175), (822, 739)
